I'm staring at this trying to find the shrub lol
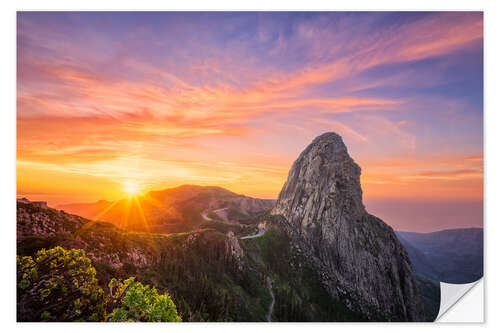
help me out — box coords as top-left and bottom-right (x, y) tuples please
(17, 247), (105, 321)
(107, 277), (181, 322)
(17, 247), (181, 322)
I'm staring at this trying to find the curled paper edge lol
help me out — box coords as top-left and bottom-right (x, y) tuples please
(436, 278), (483, 322)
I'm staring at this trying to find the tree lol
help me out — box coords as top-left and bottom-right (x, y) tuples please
(107, 277), (181, 322)
(17, 247), (181, 322)
(17, 247), (105, 321)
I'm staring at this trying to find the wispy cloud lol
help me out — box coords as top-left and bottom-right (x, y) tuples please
(17, 12), (483, 207)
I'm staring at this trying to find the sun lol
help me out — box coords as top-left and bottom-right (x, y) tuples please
(123, 181), (141, 196)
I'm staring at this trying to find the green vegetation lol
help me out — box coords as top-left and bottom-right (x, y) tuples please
(241, 227), (366, 321)
(17, 247), (181, 322)
(107, 277), (181, 322)
(415, 274), (440, 321)
(199, 219), (257, 237)
(17, 211), (368, 322)
(18, 201), (435, 322)
(237, 210), (271, 225)
(140, 231), (269, 321)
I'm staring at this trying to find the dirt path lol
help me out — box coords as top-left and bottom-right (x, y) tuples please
(212, 207), (230, 223)
(201, 207), (232, 223)
(266, 277), (275, 322)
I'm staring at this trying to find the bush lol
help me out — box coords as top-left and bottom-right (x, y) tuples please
(17, 247), (181, 322)
(107, 277), (181, 322)
(17, 247), (105, 321)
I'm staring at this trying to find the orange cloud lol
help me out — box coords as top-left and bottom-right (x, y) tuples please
(17, 12), (483, 206)
(410, 169), (483, 180)
(360, 152), (483, 201)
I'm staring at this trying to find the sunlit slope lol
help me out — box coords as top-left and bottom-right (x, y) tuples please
(57, 185), (275, 233)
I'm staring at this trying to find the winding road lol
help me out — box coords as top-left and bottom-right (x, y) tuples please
(240, 228), (265, 239)
(201, 207), (230, 223)
(201, 207), (272, 320)
(201, 208), (266, 239)
(200, 211), (213, 221)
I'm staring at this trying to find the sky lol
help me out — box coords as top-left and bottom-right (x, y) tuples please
(17, 12), (483, 232)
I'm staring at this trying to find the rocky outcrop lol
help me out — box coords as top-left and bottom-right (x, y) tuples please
(17, 199), (86, 241)
(18, 197), (48, 209)
(272, 132), (424, 321)
(17, 199), (157, 269)
(225, 231), (244, 270)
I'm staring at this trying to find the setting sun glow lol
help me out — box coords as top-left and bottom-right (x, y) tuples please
(16, 12), (483, 232)
(123, 181), (140, 196)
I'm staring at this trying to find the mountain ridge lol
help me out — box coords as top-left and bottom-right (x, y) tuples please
(56, 184), (275, 234)
(396, 228), (483, 284)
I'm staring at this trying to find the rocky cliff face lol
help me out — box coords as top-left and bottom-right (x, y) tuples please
(272, 132), (424, 321)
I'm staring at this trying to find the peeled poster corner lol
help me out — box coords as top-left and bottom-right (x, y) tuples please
(436, 279), (484, 323)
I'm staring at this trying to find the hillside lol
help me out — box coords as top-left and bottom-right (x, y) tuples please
(396, 228), (483, 284)
(57, 185), (275, 234)
(18, 198), (371, 321)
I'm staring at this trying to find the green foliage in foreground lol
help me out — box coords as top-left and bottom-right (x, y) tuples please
(17, 247), (105, 321)
(17, 247), (181, 322)
(107, 277), (181, 322)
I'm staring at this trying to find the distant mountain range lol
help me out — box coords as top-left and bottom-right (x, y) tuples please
(393, 228), (483, 321)
(396, 228), (483, 284)
(57, 185), (275, 233)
